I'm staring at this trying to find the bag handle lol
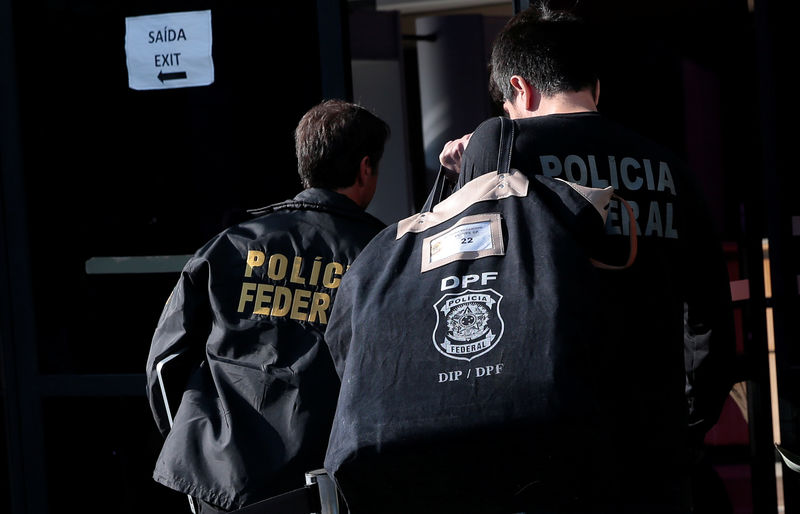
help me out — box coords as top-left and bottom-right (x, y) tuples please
(422, 117), (515, 213)
(420, 165), (451, 213)
(590, 193), (638, 270)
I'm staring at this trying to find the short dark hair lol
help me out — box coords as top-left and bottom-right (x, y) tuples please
(490, 3), (598, 104)
(295, 99), (390, 190)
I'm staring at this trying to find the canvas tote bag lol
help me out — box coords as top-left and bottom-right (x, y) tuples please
(323, 117), (637, 514)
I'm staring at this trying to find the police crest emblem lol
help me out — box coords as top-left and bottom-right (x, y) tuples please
(432, 289), (504, 361)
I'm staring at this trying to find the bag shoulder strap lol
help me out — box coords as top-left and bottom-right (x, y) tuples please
(496, 116), (514, 175)
(422, 117), (515, 213)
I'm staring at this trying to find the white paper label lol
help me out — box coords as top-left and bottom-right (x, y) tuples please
(430, 221), (494, 263)
(125, 10), (214, 90)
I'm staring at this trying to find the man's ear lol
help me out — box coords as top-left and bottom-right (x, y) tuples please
(358, 155), (372, 184)
(509, 75), (536, 110)
(594, 79), (601, 106)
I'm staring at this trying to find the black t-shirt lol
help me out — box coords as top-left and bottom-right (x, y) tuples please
(458, 111), (735, 472)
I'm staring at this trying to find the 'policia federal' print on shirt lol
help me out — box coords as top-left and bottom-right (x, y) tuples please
(538, 153), (678, 239)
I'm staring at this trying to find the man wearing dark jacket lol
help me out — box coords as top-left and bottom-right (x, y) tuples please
(324, 5), (735, 514)
(145, 99), (389, 513)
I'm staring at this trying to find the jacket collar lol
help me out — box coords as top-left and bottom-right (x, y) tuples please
(247, 188), (385, 231)
(293, 187), (363, 213)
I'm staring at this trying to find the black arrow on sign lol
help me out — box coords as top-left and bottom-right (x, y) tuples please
(158, 70), (187, 83)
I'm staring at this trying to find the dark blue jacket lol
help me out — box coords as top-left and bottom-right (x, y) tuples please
(146, 188), (385, 510)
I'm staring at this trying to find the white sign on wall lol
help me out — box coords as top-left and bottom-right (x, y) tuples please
(125, 10), (214, 90)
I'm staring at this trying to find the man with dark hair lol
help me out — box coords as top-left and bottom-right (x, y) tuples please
(296, 102), (388, 197)
(489, 5), (598, 101)
(434, 3), (736, 512)
(145, 99), (389, 513)
(318, 4), (734, 513)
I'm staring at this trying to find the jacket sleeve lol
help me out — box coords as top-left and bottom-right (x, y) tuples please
(145, 256), (211, 436)
(681, 176), (737, 443)
(324, 272), (356, 381)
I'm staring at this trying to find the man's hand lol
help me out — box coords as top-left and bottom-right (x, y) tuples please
(439, 133), (472, 173)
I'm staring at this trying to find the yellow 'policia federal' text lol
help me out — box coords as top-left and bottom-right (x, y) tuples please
(237, 250), (345, 324)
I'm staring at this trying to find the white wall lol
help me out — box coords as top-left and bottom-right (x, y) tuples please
(352, 58), (416, 225)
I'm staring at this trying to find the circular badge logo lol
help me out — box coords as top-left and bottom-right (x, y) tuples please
(432, 289), (504, 361)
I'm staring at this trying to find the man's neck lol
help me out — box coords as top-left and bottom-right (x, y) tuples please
(534, 91), (598, 116)
(508, 89), (598, 119)
(334, 184), (367, 209)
